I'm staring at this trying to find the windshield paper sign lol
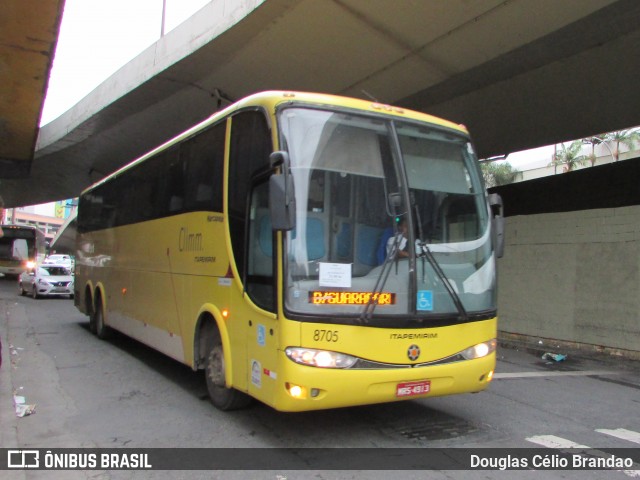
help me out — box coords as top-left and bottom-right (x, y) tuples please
(319, 263), (352, 288)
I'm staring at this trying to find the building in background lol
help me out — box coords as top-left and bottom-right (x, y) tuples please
(1, 200), (76, 243)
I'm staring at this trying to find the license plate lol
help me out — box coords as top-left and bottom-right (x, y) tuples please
(396, 380), (431, 397)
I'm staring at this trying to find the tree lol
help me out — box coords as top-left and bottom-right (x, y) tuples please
(481, 161), (520, 187)
(583, 134), (607, 166)
(549, 140), (588, 172)
(603, 129), (640, 161)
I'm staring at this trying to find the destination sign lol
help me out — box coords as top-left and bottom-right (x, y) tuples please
(309, 291), (396, 305)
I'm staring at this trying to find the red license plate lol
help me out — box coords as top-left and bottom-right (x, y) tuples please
(396, 380), (431, 397)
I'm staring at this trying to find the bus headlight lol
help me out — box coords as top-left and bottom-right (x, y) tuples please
(26, 261), (36, 269)
(460, 339), (497, 360)
(285, 347), (357, 368)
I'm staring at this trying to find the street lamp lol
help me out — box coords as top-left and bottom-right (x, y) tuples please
(161, 0), (167, 37)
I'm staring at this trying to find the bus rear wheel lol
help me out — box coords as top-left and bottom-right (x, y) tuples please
(93, 299), (111, 340)
(204, 330), (251, 411)
(89, 308), (97, 334)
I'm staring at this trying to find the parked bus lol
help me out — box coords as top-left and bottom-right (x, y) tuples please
(75, 91), (504, 412)
(0, 225), (47, 278)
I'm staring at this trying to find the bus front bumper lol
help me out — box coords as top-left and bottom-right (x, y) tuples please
(269, 352), (496, 412)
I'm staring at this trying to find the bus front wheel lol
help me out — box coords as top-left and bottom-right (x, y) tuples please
(204, 329), (251, 411)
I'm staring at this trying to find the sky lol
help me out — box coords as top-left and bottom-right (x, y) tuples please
(40, 0), (210, 125)
(502, 145), (556, 169)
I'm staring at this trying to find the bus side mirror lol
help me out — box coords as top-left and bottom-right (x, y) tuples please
(269, 151), (296, 231)
(488, 193), (505, 258)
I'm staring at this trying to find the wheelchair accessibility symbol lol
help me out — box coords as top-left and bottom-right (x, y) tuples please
(416, 290), (433, 311)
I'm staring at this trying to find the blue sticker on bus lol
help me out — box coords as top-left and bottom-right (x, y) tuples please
(416, 290), (433, 311)
(257, 324), (266, 346)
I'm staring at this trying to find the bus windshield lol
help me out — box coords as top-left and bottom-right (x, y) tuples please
(279, 107), (495, 321)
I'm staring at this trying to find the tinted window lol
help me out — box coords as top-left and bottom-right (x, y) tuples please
(78, 122), (226, 233)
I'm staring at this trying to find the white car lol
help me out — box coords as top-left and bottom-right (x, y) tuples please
(18, 265), (74, 299)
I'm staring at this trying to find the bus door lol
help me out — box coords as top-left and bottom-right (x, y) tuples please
(227, 109), (278, 402)
(244, 178), (279, 402)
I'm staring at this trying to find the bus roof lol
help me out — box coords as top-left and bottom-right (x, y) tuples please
(0, 224), (42, 232)
(0, 224), (45, 238)
(233, 91), (467, 132)
(82, 91), (469, 195)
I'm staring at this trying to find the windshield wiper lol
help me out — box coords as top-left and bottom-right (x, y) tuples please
(413, 201), (468, 322)
(358, 224), (402, 324)
(416, 241), (468, 322)
(359, 192), (406, 324)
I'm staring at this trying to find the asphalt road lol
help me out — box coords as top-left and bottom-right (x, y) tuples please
(0, 276), (639, 480)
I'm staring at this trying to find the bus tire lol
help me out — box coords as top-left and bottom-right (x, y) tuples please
(89, 310), (97, 334)
(87, 289), (97, 334)
(94, 298), (111, 340)
(204, 328), (251, 411)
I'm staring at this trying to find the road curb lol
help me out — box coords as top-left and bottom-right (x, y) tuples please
(1, 298), (20, 444)
(0, 295), (27, 479)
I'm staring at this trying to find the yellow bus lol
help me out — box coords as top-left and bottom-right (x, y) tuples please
(0, 224), (47, 277)
(75, 91), (504, 412)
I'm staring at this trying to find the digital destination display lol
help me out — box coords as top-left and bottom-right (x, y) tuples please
(309, 291), (396, 305)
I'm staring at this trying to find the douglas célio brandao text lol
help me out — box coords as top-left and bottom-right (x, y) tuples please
(470, 453), (634, 470)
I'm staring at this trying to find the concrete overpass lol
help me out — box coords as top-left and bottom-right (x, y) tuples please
(0, 0), (64, 188)
(2, 0), (640, 207)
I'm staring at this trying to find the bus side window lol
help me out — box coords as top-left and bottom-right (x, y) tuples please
(166, 152), (186, 213)
(182, 122), (225, 213)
